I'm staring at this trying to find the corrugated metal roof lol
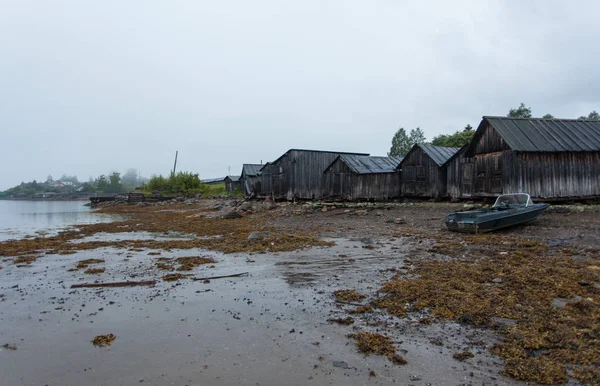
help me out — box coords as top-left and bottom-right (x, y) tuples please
(226, 175), (241, 182)
(478, 116), (600, 152)
(325, 155), (402, 174)
(201, 177), (226, 184)
(242, 164), (263, 176)
(265, 148), (370, 168)
(418, 144), (460, 166)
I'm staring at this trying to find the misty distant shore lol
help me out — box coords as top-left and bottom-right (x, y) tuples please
(0, 197), (90, 202)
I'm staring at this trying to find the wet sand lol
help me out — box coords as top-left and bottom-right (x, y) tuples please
(2, 200), (598, 385)
(0, 238), (513, 385)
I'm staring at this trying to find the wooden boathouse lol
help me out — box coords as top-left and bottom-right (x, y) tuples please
(322, 155), (402, 201)
(259, 149), (369, 200)
(445, 145), (474, 198)
(462, 116), (600, 199)
(224, 176), (241, 192)
(399, 144), (460, 198)
(240, 164), (264, 198)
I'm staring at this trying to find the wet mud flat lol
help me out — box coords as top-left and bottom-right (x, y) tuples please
(0, 200), (599, 385)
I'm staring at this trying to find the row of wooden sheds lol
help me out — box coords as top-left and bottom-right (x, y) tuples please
(240, 116), (600, 200)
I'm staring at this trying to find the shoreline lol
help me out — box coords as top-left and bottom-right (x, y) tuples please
(0, 197), (90, 202)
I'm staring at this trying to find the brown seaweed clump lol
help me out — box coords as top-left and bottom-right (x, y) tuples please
(175, 256), (215, 271)
(155, 261), (175, 271)
(349, 305), (374, 314)
(92, 334), (116, 347)
(334, 289), (366, 302)
(453, 350), (474, 361)
(162, 273), (190, 282)
(76, 259), (105, 269)
(347, 332), (406, 365)
(13, 255), (38, 265)
(84, 268), (105, 274)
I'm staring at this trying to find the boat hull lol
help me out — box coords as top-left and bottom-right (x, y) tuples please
(445, 203), (550, 233)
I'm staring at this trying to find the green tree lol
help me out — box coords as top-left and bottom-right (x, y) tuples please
(464, 124), (473, 131)
(106, 172), (123, 193)
(542, 114), (555, 119)
(578, 110), (600, 120)
(80, 183), (96, 192)
(388, 127), (426, 157)
(388, 128), (411, 157)
(410, 127), (426, 144)
(143, 172), (202, 193)
(95, 175), (109, 191)
(508, 103), (532, 118)
(431, 127), (475, 147)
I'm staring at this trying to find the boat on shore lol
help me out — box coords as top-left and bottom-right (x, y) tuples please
(445, 193), (550, 233)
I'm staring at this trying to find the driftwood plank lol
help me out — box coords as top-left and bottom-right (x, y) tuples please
(71, 280), (157, 289)
(191, 272), (249, 281)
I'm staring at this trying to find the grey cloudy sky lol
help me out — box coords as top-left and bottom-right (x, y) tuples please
(1, 0), (599, 190)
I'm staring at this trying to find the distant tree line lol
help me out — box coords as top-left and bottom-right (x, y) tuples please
(388, 104), (600, 156)
(1, 168), (148, 197)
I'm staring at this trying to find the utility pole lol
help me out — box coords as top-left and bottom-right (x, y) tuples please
(172, 151), (178, 177)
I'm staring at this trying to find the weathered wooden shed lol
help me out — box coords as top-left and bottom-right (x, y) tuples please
(446, 145), (475, 198)
(240, 164), (264, 198)
(464, 116), (600, 199)
(322, 155), (402, 200)
(260, 149), (369, 200)
(224, 175), (241, 192)
(399, 144), (460, 198)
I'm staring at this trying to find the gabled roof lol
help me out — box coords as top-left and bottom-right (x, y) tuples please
(399, 144), (460, 167)
(201, 177), (226, 184)
(262, 148), (370, 170)
(324, 155), (402, 174)
(225, 175), (240, 182)
(468, 116), (600, 154)
(444, 144), (469, 164)
(241, 164), (263, 176)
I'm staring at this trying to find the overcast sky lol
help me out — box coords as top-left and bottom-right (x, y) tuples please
(1, 0), (599, 189)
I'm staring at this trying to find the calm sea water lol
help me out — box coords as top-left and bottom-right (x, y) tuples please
(0, 200), (117, 241)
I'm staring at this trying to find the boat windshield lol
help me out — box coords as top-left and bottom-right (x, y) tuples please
(493, 193), (532, 207)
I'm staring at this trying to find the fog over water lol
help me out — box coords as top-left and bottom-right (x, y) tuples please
(1, 1), (599, 190)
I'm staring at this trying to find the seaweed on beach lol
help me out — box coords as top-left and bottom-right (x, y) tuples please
(373, 232), (600, 384)
(347, 332), (406, 365)
(0, 205), (330, 257)
(334, 289), (366, 302)
(92, 334), (116, 347)
(76, 259), (105, 269)
(13, 255), (38, 265)
(162, 273), (190, 282)
(84, 268), (105, 274)
(175, 256), (215, 271)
